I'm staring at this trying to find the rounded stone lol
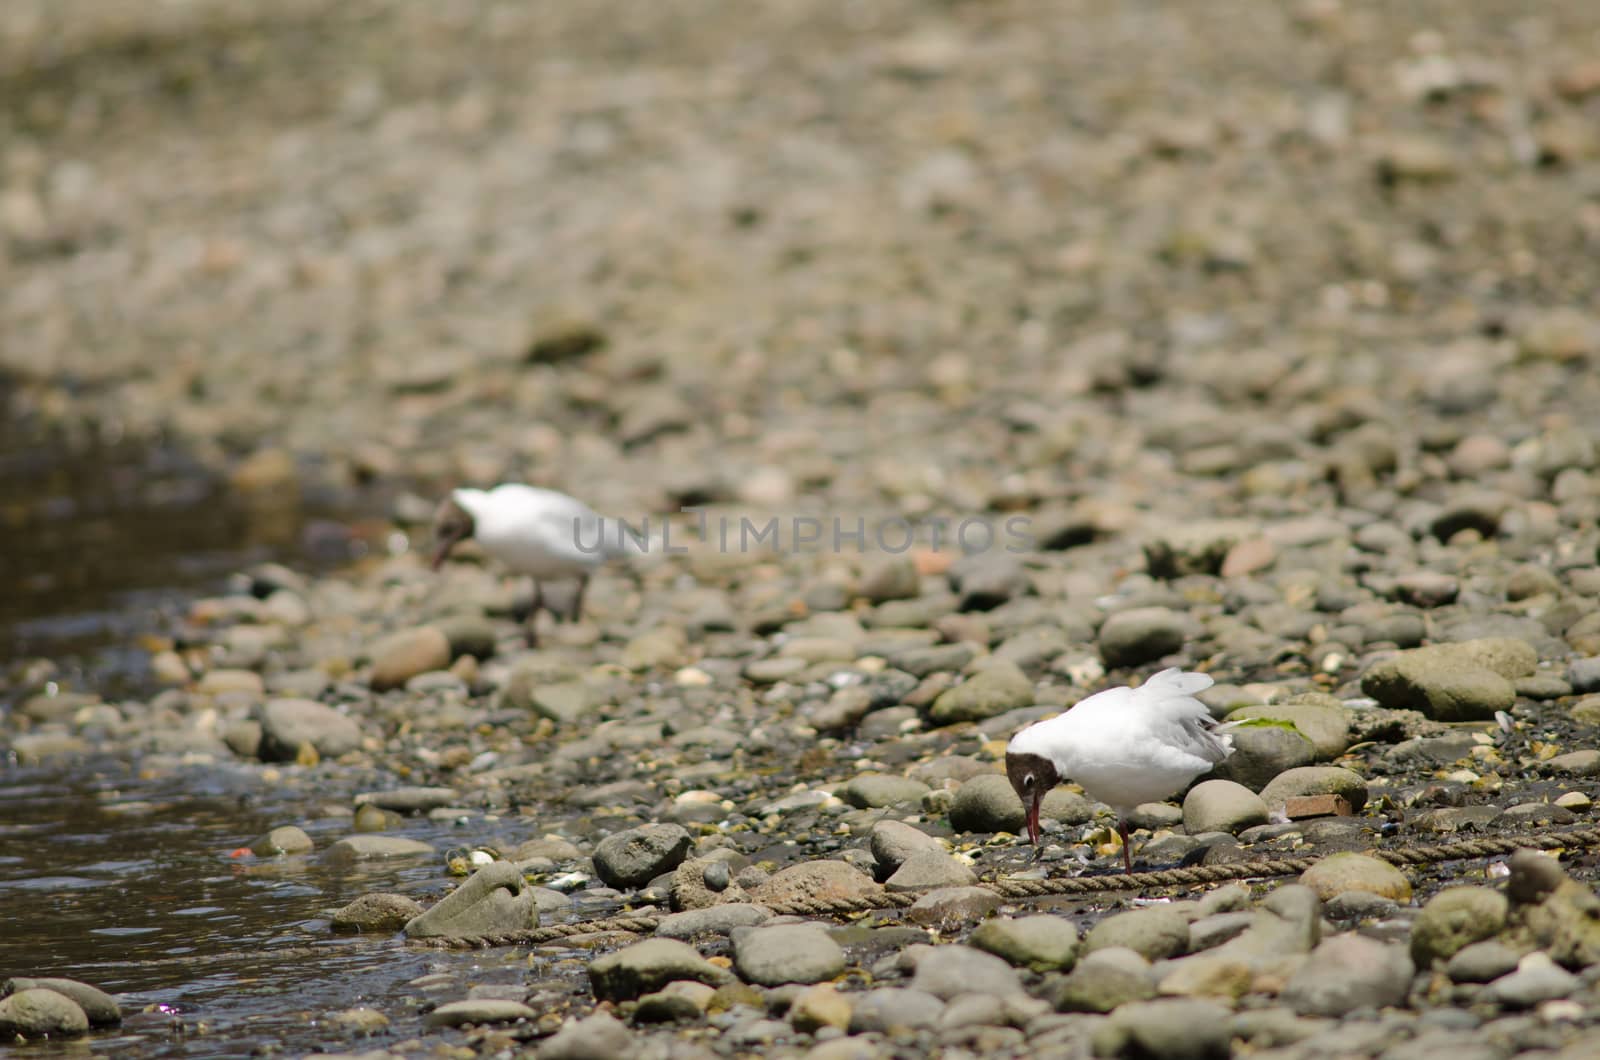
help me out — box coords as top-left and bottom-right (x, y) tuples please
(1299, 852), (1412, 903)
(1097, 607), (1189, 668)
(593, 824), (693, 890)
(588, 939), (733, 1001)
(1083, 907), (1190, 961)
(250, 824), (314, 856)
(257, 698), (362, 762)
(970, 915), (1080, 971)
(1258, 766), (1369, 815)
(733, 923), (845, 986)
(331, 892), (425, 934)
(928, 662), (1035, 725)
(369, 626), (452, 691)
(0, 988), (89, 1038)
(839, 774), (932, 809)
(1411, 886), (1508, 967)
(869, 820), (947, 873)
(1210, 724), (1317, 790)
(948, 774), (1025, 834)
(1182, 780), (1269, 835)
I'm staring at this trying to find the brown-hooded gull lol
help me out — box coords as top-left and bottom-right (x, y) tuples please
(430, 484), (631, 641)
(1005, 667), (1233, 873)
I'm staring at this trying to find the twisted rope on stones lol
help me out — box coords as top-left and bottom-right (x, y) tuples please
(408, 825), (1600, 949)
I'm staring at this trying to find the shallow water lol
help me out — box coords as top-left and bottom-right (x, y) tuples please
(0, 398), (520, 1055)
(0, 756), (539, 1057)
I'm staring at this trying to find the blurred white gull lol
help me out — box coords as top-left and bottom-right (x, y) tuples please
(430, 484), (632, 642)
(1005, 667), (1233, 873)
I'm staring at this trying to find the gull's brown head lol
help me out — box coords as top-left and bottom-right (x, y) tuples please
(430, 497), (475, 571)
(1005, 751), (1060, 845)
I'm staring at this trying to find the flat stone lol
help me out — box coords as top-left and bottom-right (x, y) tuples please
(405, 862), (538, 939)
(588, 939), (734, 1001)
(1211, 724), (1317, 789)
(1360, 638), (1535, 721)
(656, 904), (773, 940)
(928, 662), (1035, 725)
(354, 787), (460, 814)
(906, 885), (1002, 926)
(970, 915), (1080, 971)
(1098, 607), (1190, 667)
(331, 893), (425, 934)
(1105, 998), (1233, 1060)
(788, 983), (853, 1033)
(733, 923), (845, 986)
(1153, 953), (1254, 1001)
(1446, 940), (1523, 984)
(1224, 700), (1352, 760)
(885, 850), (977, 892)
(749, 860), (882, 911)
(321, 835), (436, 865)
(425, 999), (536, 1028)
(839, 774), (931, 809)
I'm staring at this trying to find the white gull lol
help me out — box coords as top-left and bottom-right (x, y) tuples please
(430, 483), (630, 642)
(1005, 667), (1233, 873)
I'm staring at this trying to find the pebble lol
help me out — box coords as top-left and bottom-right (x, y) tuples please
(368, 626), (452, 691)
(403, 862), (539, 939)
(250, 824), (314, 856)
(1084, 907), (1190, 961)
(969, 915), (1081, 971)
(1299, 852), (1413, 903)
(1103, 998), (1234, 1060)
(424, 999), (536, 1028)
(258, 698), (363, 762)
(1182, 779), (1269, 835)
(592, 824), (693, 889)
(884, 849), (977, 891)
(732, 923), (845, 986)
(928, 662), (1035, 725)
(948, 774), (1025, 834)
(588, 939), (734, 1001)
(1281, 934), (1414, 1016)
(0, 988), (89, 1038)
(786, 983), (853, 1032)
(331, 893), (425, 933)
(1486, 953), (1579, 1009)
(537, 1011), (634, 1060)
(1258, 765), (1368, 815)
(1411, 886), (1509, 967)
(848, 988), (944, 1033)
(1097, 607), (1190, 667)
(906, 885), (1003, 926)
(907, 943), (1024, 1000)
(869, 819), (947, 873)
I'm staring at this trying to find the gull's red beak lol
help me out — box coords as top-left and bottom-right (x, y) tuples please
(1026, 793), (1043, 845)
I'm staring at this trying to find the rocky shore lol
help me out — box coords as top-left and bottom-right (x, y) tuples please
(5, 0), (1600, 1057)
